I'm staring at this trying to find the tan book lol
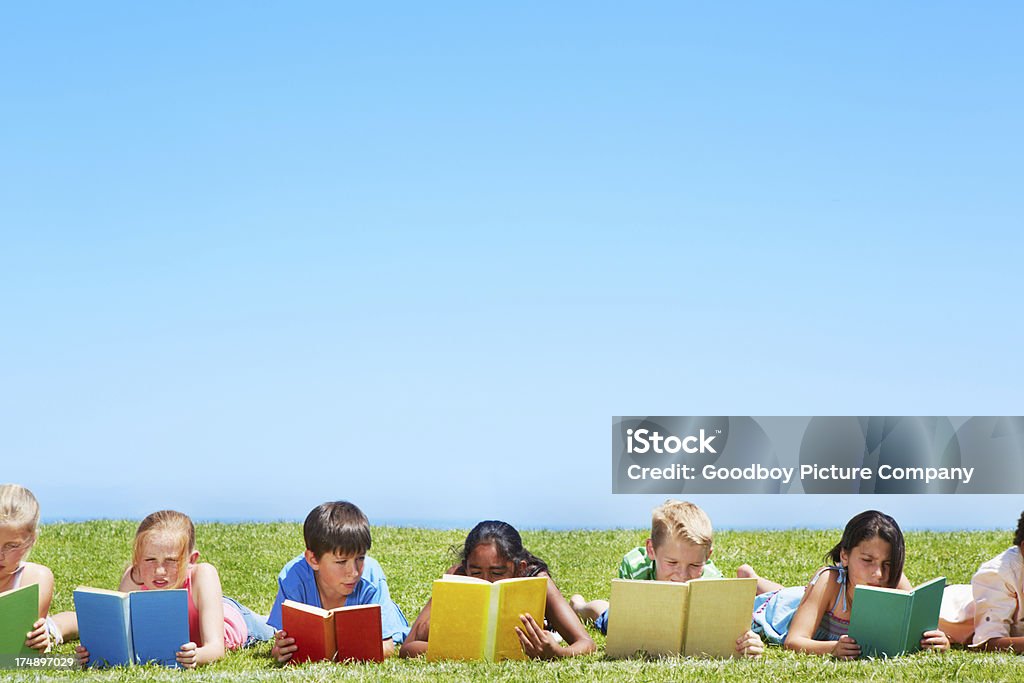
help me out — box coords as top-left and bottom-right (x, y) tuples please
(605, 577), (756, 658)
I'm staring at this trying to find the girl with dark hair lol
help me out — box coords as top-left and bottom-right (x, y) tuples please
(399, 520), (595, 659)
(457, 520), (549, 578)
(750, 510), (949, 658)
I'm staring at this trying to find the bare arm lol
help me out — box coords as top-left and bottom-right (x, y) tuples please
(21, 563), (54, 651)
(186, 563), (227, 667)
(118, 565), (141, 592)
(399, 598), (432, 658)
(400, 563), (463, 658)
(783, 569), (857, 658)
(980, 636), (1024, 653)
(537, 576), (595, 656)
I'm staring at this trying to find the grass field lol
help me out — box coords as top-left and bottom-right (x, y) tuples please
(10, 522), (1024, 681)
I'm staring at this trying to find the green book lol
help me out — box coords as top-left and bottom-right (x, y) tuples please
(848, 576), (945, 658)
(0, 583), (39, 656)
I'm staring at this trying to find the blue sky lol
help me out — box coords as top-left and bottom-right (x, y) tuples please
(2, 4), (1022, 532)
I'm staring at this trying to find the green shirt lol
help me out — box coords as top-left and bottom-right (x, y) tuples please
(617, 545), (722, 581)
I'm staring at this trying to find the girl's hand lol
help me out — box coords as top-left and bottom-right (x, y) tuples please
(921, 629), (950, 652)
(176, 642), (198, 669)
(515, 613), (563, 659)
(736, 629), (764, 658)
(832, 634), (860, 660)
(25, 618), (49, 652)
(271, 630), (297, 664)
(75, 645), (90, 668)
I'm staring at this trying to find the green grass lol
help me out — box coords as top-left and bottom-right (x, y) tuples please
(11, 523), (1024, 681)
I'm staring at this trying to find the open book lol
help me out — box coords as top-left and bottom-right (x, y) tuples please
(426, 575), (548, 662)
(848, 576), (945, 658)
(73, 587), (189, 668)
(281, 601), (383, 663)
(605, 577), (757, 658)
(0, 583), (38, 656)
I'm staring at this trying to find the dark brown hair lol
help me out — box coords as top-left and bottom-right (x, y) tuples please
(304, 501), (372, 559)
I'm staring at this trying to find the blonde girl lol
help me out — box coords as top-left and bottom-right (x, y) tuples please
(0, 484), (56, 652)
(75, 510), (273, 668)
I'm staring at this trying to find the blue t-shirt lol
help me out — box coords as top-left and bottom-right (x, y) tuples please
(267, 554), (410, 643)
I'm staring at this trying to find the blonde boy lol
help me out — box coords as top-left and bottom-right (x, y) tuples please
(570, 499), (763, 656)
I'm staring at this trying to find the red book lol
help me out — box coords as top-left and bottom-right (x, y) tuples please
(335, 604), (384, 662)
(281, 600), (383, 664)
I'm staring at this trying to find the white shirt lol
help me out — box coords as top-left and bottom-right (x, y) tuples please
(972, 545), (1024, 646)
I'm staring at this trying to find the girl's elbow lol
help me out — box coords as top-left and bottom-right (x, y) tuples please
(577, 636), (597, 655)
(399, 640), (425, 658)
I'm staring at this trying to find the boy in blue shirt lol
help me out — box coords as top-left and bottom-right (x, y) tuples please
(268, 501), (409, 661)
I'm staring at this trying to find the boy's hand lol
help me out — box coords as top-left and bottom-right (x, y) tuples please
(176, 642), (198, 669)
(736, 629), (764, 658)
(832, 634), (860, 660)
(515, 614), (563, 659)
(921, 629), (950, 652)
(75, 645), (90, 668)
(25, 618), (49, 652)
(272, 630), (297, 664)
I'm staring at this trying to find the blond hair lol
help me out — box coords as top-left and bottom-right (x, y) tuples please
(0, 484), (40, 535)
(651, 499), (713, 551)
(131, 510), (195, 588)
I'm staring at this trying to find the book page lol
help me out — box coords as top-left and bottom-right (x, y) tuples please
(848, 584), (912, 658)
(1, 584), (40, 657)
(130, 589), (189, 668)
(426, 579), (491, 661)
(73, 586), (133, 667)
(282, 600), (336, 663)
(493, 577), (547, 661)
(904, 577), (945, 654)
(333, 604), (383, 662)
(684, 578), (757, 658)
(440, 574), (490, 584)
(606, 579), (688, 658)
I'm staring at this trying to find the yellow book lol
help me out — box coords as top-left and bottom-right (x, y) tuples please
(605, 577), (756, 659)
(426, 575), (547, 662)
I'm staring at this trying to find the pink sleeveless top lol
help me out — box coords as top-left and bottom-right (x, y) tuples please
(141, 565), (247, 650)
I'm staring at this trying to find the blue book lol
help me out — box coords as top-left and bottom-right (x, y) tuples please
(74, 587), (189, 668)
(130, 590), (189, 667)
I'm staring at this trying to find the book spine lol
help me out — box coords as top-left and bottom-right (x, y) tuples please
(677, 585), (690, 655)
(326, 612), (338, 662)
(901, 592), (914, 655)
(123, 596), (135, 665)
(484, 584), (500, 661)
